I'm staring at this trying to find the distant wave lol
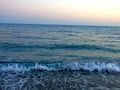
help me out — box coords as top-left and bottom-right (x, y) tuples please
(0, 62), (120, 73)
(0, 42), (120, 53)
(15, 35), (58, 40)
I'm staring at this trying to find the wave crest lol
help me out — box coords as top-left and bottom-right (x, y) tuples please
(1, 43), (120, 53)
(0, 62), (120, 73)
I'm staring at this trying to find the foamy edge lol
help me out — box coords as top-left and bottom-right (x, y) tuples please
(0, 62), (120, 73)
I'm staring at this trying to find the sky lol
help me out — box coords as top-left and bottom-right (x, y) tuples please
(0, 0), (120, 26)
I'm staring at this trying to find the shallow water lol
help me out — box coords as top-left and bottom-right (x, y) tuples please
(0, 24), (120, 89)
(1, 70), (120, 90)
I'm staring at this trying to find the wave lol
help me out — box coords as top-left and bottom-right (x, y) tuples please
(1, 43), (120, 53)
(0, 62), (120, 73)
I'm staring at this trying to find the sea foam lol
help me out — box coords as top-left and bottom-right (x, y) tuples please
(0, 62), (120, 73)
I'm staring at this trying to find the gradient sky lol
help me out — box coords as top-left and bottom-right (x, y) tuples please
(0, 0), (120, 26)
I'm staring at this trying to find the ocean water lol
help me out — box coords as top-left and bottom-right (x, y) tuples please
(0, 24), (120, 90)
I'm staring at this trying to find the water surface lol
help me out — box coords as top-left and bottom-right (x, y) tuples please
(0, 24), (120, 90)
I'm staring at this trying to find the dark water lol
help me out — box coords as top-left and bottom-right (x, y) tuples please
(0, 24), (120, 90)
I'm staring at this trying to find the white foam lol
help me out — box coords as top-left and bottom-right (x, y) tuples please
(82, 62), (120, 72)
(0, 64), (28, 72)
(0, 62), (120, 73)
(34, 63), (53, 71)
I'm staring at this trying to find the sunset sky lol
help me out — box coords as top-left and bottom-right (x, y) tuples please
(0, 0), (120, 26)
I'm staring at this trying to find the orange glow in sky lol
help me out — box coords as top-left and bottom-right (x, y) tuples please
(0, 0), (120, 25)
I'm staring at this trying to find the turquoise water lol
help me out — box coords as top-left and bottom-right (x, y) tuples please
(0, 24), (120, 89)
(0, 24), (120, 63)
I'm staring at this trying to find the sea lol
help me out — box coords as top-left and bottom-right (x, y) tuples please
(0, 24), (120, 90)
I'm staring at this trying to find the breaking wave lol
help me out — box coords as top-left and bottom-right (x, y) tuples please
(0, 62), (120, 73)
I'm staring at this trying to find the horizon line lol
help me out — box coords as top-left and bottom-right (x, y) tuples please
(0, 22), (120, 27)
